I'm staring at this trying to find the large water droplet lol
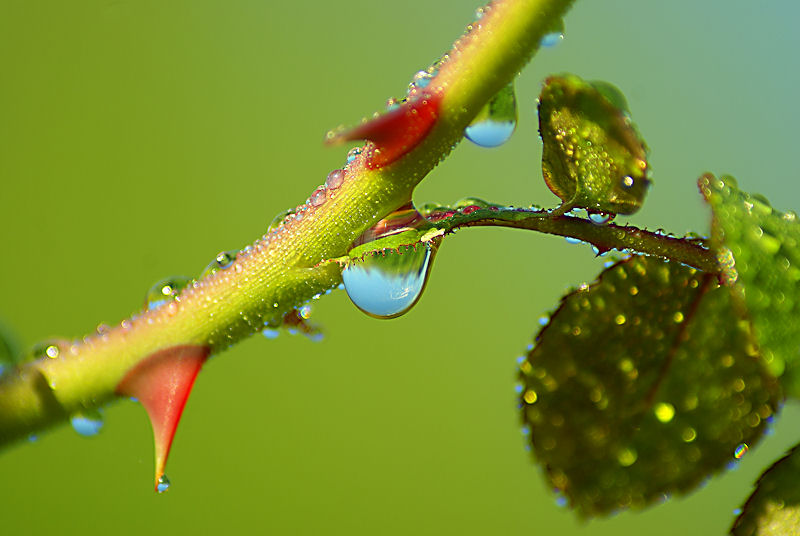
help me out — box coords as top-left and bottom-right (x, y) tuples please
(342, 244), (435, 319)
(157, 474), (171, 493)
(145, 276), (192, 311)
(70, 410), (104, 437)
(325, 169), (345, 190)
(464, 82), (517, 148)
(200, 250), (238, 278)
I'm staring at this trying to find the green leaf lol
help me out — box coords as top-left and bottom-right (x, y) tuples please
(700, 174), (800, 397)
(732, 444), (800, 536)
(538, 74), (650, 216)
(519, 256), (780, 517)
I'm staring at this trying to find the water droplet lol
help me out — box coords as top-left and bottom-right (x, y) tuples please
(26, 340), (68, 362)
(554, 489), (568, 507)
(540, 32), (563, 48)
(325, 169), (345, 190)
(454, 197), (489, 209)
(732, 508), (742, 516)
(70, 410), (104, 437)
(352, 205), (426, 246)
(157, 474), (171, 493)
(539, 18), (565, 48)
(309, 187), (327, 207)
(268, 208), (295, 233)
(734, 443), (749, 459)
(342, 244), (435, 319)
(145, 276), (192, 311)
(410, 69), (433, 90)
(564, 236), (583, 245)
(589, 212), (613, 225)
(298, 305), (312, 319)
(201, 250), (238, 278)
(262, 328), (280, 340)
(346, 147), (362, 164)
(464, 82), (517, 148)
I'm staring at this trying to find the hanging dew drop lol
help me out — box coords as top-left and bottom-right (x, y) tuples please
(589, 212), (613, 225)
(540, 32), (564, 48)
(157, 474), (171, 493)
(464, 81), (517, 148)
(540, 17), (565, 49)
(262, 328), (280, 340)
(342, 244), (435, 319)
(145, 276), (191, 311)
(70, 410), (104, 437)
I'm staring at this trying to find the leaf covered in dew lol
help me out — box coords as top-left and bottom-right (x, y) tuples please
(519, 256), (780, 517)
(538, 74), (650, 216)
(700, 174), (800, 398)
(732, 443), (800, 536)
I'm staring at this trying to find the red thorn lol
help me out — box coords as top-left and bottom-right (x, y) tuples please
(116, 344), (210, 491)
(327, 92), (441, 169)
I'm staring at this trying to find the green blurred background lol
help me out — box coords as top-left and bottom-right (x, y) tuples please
(1, 1), (799, 534)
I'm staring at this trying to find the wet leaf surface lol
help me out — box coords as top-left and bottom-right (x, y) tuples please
(700, 174), (800, 398)
(538, 74), (649, 216)
(732, 443), (800, 535)
(519, 256), (780, 517)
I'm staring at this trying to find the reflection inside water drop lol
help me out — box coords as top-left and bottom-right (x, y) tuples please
(540, 32), (564, 48)
(70, 411), (104, 437)
(342, 244), (435, 319)
(464, 82), (517, 148)
(157, 474), (171, 493)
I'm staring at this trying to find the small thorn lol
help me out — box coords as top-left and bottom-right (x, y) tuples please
(326, 92), (441, 169)
(116, 344), (210, 491)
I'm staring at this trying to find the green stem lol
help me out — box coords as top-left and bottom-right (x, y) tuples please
(0, 0), (576, 446)
(437, 208), (718, 274)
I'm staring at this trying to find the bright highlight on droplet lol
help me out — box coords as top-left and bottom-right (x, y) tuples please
(654, 402), (675, 423)
(342, 244), (435, 319)
(734, 443), (749, 459)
